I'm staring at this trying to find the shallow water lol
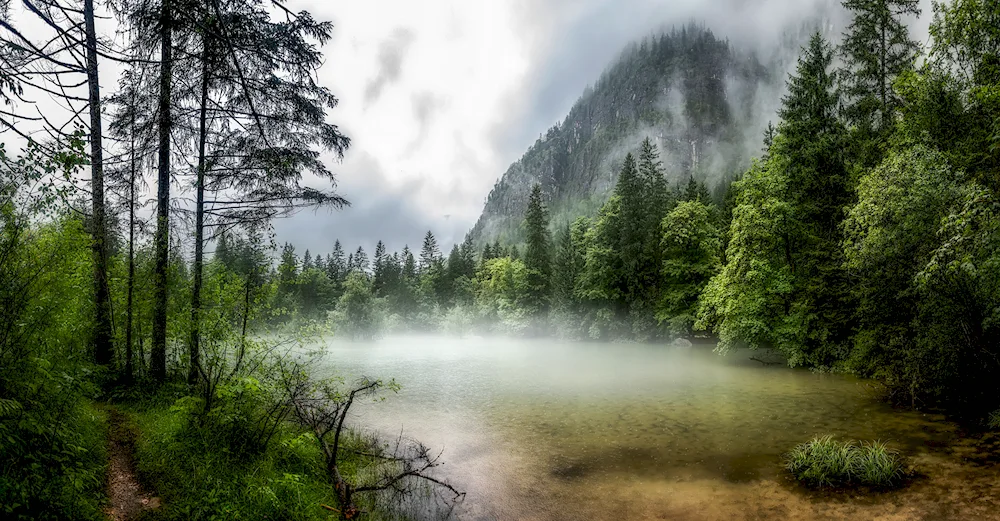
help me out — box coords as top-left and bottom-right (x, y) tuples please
(319, 335), (1000, 521)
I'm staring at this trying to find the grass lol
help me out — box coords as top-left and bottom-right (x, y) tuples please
(785, 435), (905, 489)
(120, 386), (402, 521)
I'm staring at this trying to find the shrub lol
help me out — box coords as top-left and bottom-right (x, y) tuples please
(785, 435), (905, 488)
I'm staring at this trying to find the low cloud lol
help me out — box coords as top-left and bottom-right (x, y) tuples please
(363, 28), (416, 107)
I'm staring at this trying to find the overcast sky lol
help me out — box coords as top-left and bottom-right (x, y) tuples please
(2, 0), (933, 259)
(270, 0), (934, 258)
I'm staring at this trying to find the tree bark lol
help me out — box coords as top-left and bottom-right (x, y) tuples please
(188, 37), (211, 385)
(151, 0), (173, 382)
(84, 0), (113, 367)
(124, 106), (137, 382)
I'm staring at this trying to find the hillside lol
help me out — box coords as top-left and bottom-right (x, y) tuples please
(467, 23), (816, 245)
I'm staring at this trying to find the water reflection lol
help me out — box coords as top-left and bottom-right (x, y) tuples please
(319, 335), (998, 521)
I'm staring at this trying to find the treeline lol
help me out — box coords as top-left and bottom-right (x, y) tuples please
(0, 0), (467, 518)
(267, 146), (715, 340)
(285, 0), (1000, 418)
(468, 22), (772, 246)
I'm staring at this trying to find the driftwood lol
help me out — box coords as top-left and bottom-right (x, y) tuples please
(279, 360), (464, 519)
(749, 356), (783, 366)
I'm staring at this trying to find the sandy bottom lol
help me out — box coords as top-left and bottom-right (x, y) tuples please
(488, 434), (1000, 521)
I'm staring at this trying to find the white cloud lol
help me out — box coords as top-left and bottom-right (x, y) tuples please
(285, 0), (532, 254)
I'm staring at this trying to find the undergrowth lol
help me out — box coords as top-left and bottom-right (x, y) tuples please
(122, 384), (396, 521)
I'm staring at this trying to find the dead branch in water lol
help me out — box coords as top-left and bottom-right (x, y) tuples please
(278, 358), (464, 519)
(749, 356), (783, 366)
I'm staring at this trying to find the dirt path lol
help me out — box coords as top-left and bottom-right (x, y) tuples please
(105, 408), (161, 521)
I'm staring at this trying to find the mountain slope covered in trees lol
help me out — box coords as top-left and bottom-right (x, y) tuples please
(468, 21), (828, 245)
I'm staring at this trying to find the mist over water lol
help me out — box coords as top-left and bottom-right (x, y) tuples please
(314, 335), (993, 521)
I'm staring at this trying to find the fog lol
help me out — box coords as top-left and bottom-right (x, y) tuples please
(0, 0), (935, 257)
(319, 333), (960, 521)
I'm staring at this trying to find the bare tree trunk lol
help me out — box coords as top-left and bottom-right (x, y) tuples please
(151, 0), (173, 382)
(124, 110), (137, 382)
(188, 38), (211, 385)
(84, 0), (113, 367)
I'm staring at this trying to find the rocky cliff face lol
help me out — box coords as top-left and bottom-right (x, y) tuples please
(468, 17), (839, 246)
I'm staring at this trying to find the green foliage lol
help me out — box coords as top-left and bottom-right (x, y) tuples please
(840, 0), (921, 164)
(658, 200), (720, 336)
(987, 410), (1000, 430)
(699, 32), (852, 367)
(475, 257), (532, 334)
(522, 184), (552, 317)
(0, 142), (108, 520)
(131, 403), (340, 521)
(697, 159), (799, 357)
(843, 146), (965, 395)
(330, 272), (383, 340)
(785, 436), (905, 488)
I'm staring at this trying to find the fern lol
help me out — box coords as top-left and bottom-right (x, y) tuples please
(0, 397), (22, 418)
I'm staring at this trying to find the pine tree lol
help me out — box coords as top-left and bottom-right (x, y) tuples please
(523, 184), (552, 315)
(278, 243), (299, 295)
(352, 246), (369, 274)
(481, 243), (494, 268)
(373, 240), (388, 295)
(778, 33), (849, 236)
(402, 246), (417, 281)
(840, 0), (921, 149)
(215, 232), (233, 269)
(639, 138), (670, 220)
(303, 250), (313, 271)
(552, 222), (586, 311)
(459, 235), (476, 278)
(613, 153), (647, 306)
(328, 240), (346, 282)
(700, 33), (851, 366)
(420, 231), (440, 272)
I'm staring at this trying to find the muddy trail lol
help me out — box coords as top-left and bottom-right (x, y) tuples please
(105, 408), (161, 521)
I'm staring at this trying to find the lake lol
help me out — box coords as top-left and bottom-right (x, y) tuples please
(319, 335), (1000, 521)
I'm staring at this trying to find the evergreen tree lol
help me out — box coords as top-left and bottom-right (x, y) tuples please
(302, 250), (313, 271)
(420, 231), (441, 272)
(352, 246), (369, 274)
(277, 242), (299, 299)
(613, 154), (645, 305)
(638, 138), (670, 220)
(552, 218), (588, 312)
(841, 0), (921, 158)
(215, 232), (234, 270)
(373, 240), (388, 295)
(458, 236), (477, 279)
(328, 240), (346, 282)
(700, 33), (851, 366)
(481, 243), (494, 266)
(402, 246), (417, 281)
(523, 184), (552, 315)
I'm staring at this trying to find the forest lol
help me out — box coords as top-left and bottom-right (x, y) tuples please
(0, 0), (999, 519)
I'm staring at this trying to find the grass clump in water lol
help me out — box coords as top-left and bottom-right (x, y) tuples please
(785, 435), (905, 489)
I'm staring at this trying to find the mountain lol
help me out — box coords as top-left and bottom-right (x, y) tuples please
(467, 21), (830, 246)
